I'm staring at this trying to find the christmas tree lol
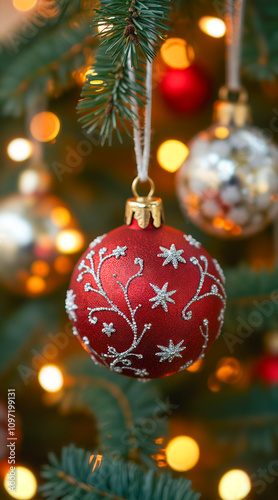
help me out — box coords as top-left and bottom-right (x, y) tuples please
(0, 1), (278, 499)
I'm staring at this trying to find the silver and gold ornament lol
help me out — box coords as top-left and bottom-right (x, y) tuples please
(0, 167), (84, 296)
(176, 88), (278, 238)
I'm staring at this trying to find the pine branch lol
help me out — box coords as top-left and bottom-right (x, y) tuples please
(92, 0), (171, 67)
(196, 385), (278, 454)
(40, 445), (201, 500)
(222, 264), (278, 335)
(59, 357), (168, 466)
(77, 47), (146, 144)
(0, 4), (94, 115)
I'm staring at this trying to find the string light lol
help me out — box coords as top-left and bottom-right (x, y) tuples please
(160, 38), (194, 69)
(198, 16), (226, 38)
(165, 436), (200, 471)
(30, 112), (60, 142)
(38, 365), (64, 393)
(215, 126), (230, 139)
(26, 276), (46, 295)
(157, 140), (189, 173)
(218, 469), (251, 500)
(50, 207), (72, 227)
(56, 229), (84, 254)
(4, 466), (37, 499)
(13, 0), (37, 11)
(7, 139), (33, 162)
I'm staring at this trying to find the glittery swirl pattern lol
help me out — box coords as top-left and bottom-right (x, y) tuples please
(76, 245), (151, 377)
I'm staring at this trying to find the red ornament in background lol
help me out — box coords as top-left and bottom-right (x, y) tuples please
(255, 331), (278, 384)
(66, 179), (226, 380)
(160, 65), (210, 114)
(255, 355), (278, 385)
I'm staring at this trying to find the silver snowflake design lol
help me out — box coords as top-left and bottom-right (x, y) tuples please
(102, 322), (116, 337)
(156, 340), (186, 363)
(149, 282), (176, 312)
(157, 244), (186, 269)
(89, 234), (107, 249)
(134, 368), (149, 377)
(65, 289), (78, 322)
(213, 258), (226, 284)
(184, 234), (201, 248)
(89, 315), (98, 325)
(112, 246), (127, 259)
(218, 308), (225, 322)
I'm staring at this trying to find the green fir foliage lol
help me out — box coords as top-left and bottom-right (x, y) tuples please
(40, 444), (201, 500)
(58, 357), (168, 466)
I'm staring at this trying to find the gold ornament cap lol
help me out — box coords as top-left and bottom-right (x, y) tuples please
(125, 177), (164, 229)
(213, 86), (252, 127)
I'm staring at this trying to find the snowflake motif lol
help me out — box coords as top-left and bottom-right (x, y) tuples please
(134, 368), (149, 377)
(65, 290), (78, 322)
(72, 326), (79, 336)
(89, 234), (107, 248)
(89, 315), (98, 325)
(213, 258), (226, 284)
(113, 246), (127, 259)
(157, 244), (186, 269)
(211, 284), (218, 294)
(102, 322), (116, 337)
(218, 308), (225, 322)
(149, 282), (176, 312)
(156, 340), (186, 363)
(184, 234), (201, 248)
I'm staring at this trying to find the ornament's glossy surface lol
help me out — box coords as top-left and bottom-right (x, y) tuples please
(66, 223), (226, 379)
(177, 124), (278, 238)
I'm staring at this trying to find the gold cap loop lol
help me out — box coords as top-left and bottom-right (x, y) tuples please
(125, 177), (164, 229)
(213, 86), (252, 127)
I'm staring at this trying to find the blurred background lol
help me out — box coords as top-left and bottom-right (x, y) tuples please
(0, 1), (278, 499)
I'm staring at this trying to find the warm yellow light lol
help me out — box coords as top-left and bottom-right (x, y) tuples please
(219, 470), (251, 500)
(26, 276), (46, 294)
(30, 112), (60, 142)
(4, 466), (37, 499)
(31, 260), (50, 278)
(38, 365), (64, 393)
(198, 17), (226, 38)
(50, 207), (71, 227)
(207, 373), (221, 392)
(215, 126), (229, 139)
(56, 229), (84, 254)
(13, 0), (37, 11)
(157, 140), (189, 173)
(7, 139), (33, 162)
(166, 436), (200, 471)
(160, 38), (194, 69)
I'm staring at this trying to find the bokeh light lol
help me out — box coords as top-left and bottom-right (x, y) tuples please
(4, 466), (37, 499)
(26, 276), (46, 295)
(219, 469), (251, 500)
(18, 169), (52, 195)
(166, 436), (200, 471)
(31, 260), (50, 278)
(198, 16), (226, 38)
(160, 38), (194, 69)
(186, 358), (203, 372)
(7, 139), (33, 162)
(215, 126), (229, 139)
(50, 207), (72, 228)
(30, 112), (60, 142)
(216, 357), (243, 384)
(54, 256), (73, 274)
(38, 365), (64, 393)
(207, 373), (221, 392)
(157, 140), (189, 172)
(56, 229), (84, 254)
(13, 0), (37, 11)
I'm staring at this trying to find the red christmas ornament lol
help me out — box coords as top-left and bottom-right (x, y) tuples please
(66, 179), (226, 379)
(160, 65), (210, 114)
(255, 354), (278, 385)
